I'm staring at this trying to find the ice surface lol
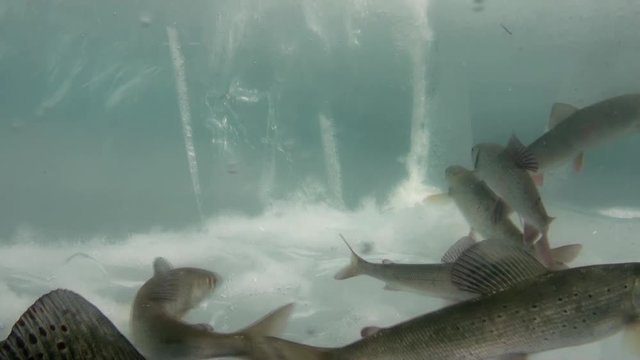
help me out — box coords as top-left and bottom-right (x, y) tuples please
(1, 197), (639, 359)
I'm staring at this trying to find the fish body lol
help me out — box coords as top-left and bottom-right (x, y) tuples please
(528, 94), (640, 173)
(471, 137), (555, 266)
(130, 257), (293, 360)
(0, 289), (144, 360)
(445, 165), (522, 244)
(253, 243), (640, 360)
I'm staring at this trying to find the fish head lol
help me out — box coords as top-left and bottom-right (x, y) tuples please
(172, 267), (221, 311)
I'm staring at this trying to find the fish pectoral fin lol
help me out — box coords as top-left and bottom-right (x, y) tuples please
(573, 152), (584, 172)
(153, 257), (174, 275)
(623, 320), (640, 356)
(192, 323), (215, 332)
(441, 235), (477, 263)
(548, 102), (577, 130)
(497, 353), (528, 360)
(506, 135), (539, 172)
(451, 239), (548, 296)
(242, 303), (295, 337)
(423, 192), (452, 204)
(382, 259), (395, 264)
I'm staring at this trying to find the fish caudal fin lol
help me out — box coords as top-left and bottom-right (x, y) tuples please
(243, 303), (295, 338)
(248, 336), (331, 360)
(0, 289), (144, 360)
(334, 234), (366, 280)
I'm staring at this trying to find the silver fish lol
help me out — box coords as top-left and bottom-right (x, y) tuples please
(334, 235), (476, 301)
(130, 257), (293, 360)
(528, 94), (640, 184)
(249, 241), (640, 360)
(472, 136), (555, 266)
(0, 289), (144, 360)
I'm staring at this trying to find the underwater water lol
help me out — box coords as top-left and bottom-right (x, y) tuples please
(1, 0), (640, 359)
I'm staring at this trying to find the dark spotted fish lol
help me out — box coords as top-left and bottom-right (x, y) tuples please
(249, 240), (640, 360)
(0, 289), (144, 360)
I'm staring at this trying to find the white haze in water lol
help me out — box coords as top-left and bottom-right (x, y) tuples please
(1, 196), (640, 359)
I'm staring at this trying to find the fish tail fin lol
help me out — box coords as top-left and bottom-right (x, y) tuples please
(0, 289), (144, 359)
(242, 303), (295, 338)
(249, 336), (332, 360)
(334, 234), (366, 280)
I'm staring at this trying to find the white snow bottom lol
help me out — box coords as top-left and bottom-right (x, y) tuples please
(0, 199), (638, 360)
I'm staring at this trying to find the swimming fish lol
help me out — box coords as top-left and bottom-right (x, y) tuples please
(426, 165), (579, 268)
(0, 289), (145, 360)
(334, 235), (477, 301)
(472, 136), (555, 267)
(130, 257), (294, 360)
(334, 231), (580, 302)
(249, 240), (640, 360)
(527, 94), (640, 185)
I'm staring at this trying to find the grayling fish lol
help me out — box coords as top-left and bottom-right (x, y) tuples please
(427, 165), (580, 268)
(130, 257), (294, 360)
(249, 241), (640, 360)
(527, 93), (640, 184)
(472, 136), (555, 266)
(0, 289), (145, 359)
(334, 232), (580, 302)
(334, 235), (477, 301)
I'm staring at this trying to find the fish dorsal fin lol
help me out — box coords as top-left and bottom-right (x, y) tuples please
(492, 198), (511, 224)
(0, 289), (144, 359)
(441, 235), (476, 263)
(506, 135), (539, 172)
(548, 102), (577, 130)
(153, 257), (173, 276)
(451, 240), (548, 296)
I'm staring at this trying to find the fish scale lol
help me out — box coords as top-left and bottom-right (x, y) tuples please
(335, 264), (639, 360)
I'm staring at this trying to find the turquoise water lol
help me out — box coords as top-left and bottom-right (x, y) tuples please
(1, 0), (640, 359)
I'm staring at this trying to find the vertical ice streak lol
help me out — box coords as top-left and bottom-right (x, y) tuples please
(319, 113), (345, 207)
(166, 26), (205, 223)
(389, 0), (435, 207)
(259, 92), (278, 203)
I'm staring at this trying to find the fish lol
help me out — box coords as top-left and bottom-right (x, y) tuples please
(527, 94), (640, 185)
(334, 235), (477, 301)
(0, 289), (145, 359)
(472, 136), (556, 267)
(249, 240), (640, 360)
(130, 257), (294, 360)
(426, 165), (580, 269)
